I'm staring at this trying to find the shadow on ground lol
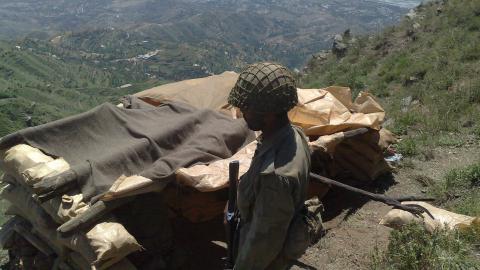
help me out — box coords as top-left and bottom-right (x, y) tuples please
(321, 173), (396, 223)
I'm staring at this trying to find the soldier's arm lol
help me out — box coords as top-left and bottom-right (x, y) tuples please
(234, 174), (295, 270)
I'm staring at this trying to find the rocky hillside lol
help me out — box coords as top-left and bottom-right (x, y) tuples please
(302, 0), (480, 156)
(302, 1), (480, 268)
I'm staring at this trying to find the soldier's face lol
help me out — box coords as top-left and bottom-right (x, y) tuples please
(241, 108), (266, 131)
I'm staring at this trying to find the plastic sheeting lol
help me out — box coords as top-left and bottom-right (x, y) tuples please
(289, 87), (385, 136)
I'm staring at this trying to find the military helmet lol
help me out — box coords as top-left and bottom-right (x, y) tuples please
(228, 62), (298, 113)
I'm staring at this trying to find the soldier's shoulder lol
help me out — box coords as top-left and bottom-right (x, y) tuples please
(260, 126), (310, 177)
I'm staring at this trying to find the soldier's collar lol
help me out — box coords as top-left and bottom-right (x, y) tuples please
(255, 124), (293, 157)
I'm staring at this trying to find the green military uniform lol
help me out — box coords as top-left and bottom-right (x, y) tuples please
(235, 124), (311, 270)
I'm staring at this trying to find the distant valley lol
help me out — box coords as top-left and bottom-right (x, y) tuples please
(0, 0), (412, 75)
(0, 0), (418, 136)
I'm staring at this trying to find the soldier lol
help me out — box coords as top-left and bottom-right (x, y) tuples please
(228, 62), (311, 270)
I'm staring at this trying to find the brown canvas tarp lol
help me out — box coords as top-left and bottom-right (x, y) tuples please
(134, 71), (239, 111)
(0, 97), (254, 201)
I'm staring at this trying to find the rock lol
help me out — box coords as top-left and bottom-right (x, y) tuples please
(404, 76), (419, 86)
(25, 115), (33, 127)
(332, 29), (354, 58)
(462, 120), (474, 128)
(332, 36), (347, 57)
(382, 118), (394, 128)
(411, 100), (420, 106)
(312, 51), (329, 61)
(436, 7), (443, 15)
(333, 34), (343, 43)
(401, 96), (413, 107)
(406, 9), (417, 20)
(401, 96), (415, 113)
(406, 28), (415, 37)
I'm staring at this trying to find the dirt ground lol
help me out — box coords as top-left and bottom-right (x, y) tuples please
(294, 144), (480, 270)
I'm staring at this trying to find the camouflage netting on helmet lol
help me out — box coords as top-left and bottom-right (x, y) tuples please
(228, 62), (298, 113)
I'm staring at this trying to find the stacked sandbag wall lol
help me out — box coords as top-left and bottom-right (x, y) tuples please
(310, 128), (396, 186)
(0, 144), (141, 270)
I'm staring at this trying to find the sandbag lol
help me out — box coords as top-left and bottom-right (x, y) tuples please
(380, 201), (477, 232)
(56, 219), (141, 269)
(69, 252), (138, 270)
(327, 129), (392, 184)
(2, 173), (88, 224)
(0, 174), (15, 184)
(0, 182), (57, 228)
(1, 181), (140, 268)
(164, 185), (227, 222)
(86, 222), (142, 268)
(1, 147), (81, 223)
(58, 194), (89, 222)
(176, 140), (256, 192)
(0, 216), (21, 249)
(22, 158), (70, 186)
(1, 144), (53, 177)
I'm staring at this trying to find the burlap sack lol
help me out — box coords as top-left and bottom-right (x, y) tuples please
(1, 145), (80, 222)
(2, 173), (88, 225)
(55, 219), (141, 269)
(22, 158), (70, 186)
(1, 181), (140, 269)
(379, 208), (424, 228)
(69, 252), (138, 270)
(380, 201), (477, 232)
(0, 182), (56, 229)
(86, 222), (142, 268)
(57, 194), (89, 222)
(0, 216), (20, 249)
(1, 144), (53, 177)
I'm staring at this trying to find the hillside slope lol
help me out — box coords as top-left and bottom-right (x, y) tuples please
(301, 1), (480, 268)
(302, 0), (480, 154)
(0, 40), (161, 137)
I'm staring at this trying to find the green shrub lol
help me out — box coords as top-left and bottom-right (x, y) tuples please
(371, 223), (479, 270)
(396, 138), (419, 157)
(462, 42), (480, 61)
(467, 81), (480, 103)
(435, 135), (464, 148)
(392, 112), (422, 135)
(432, 162), (480, 216)
(445, 163), (480, 188)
